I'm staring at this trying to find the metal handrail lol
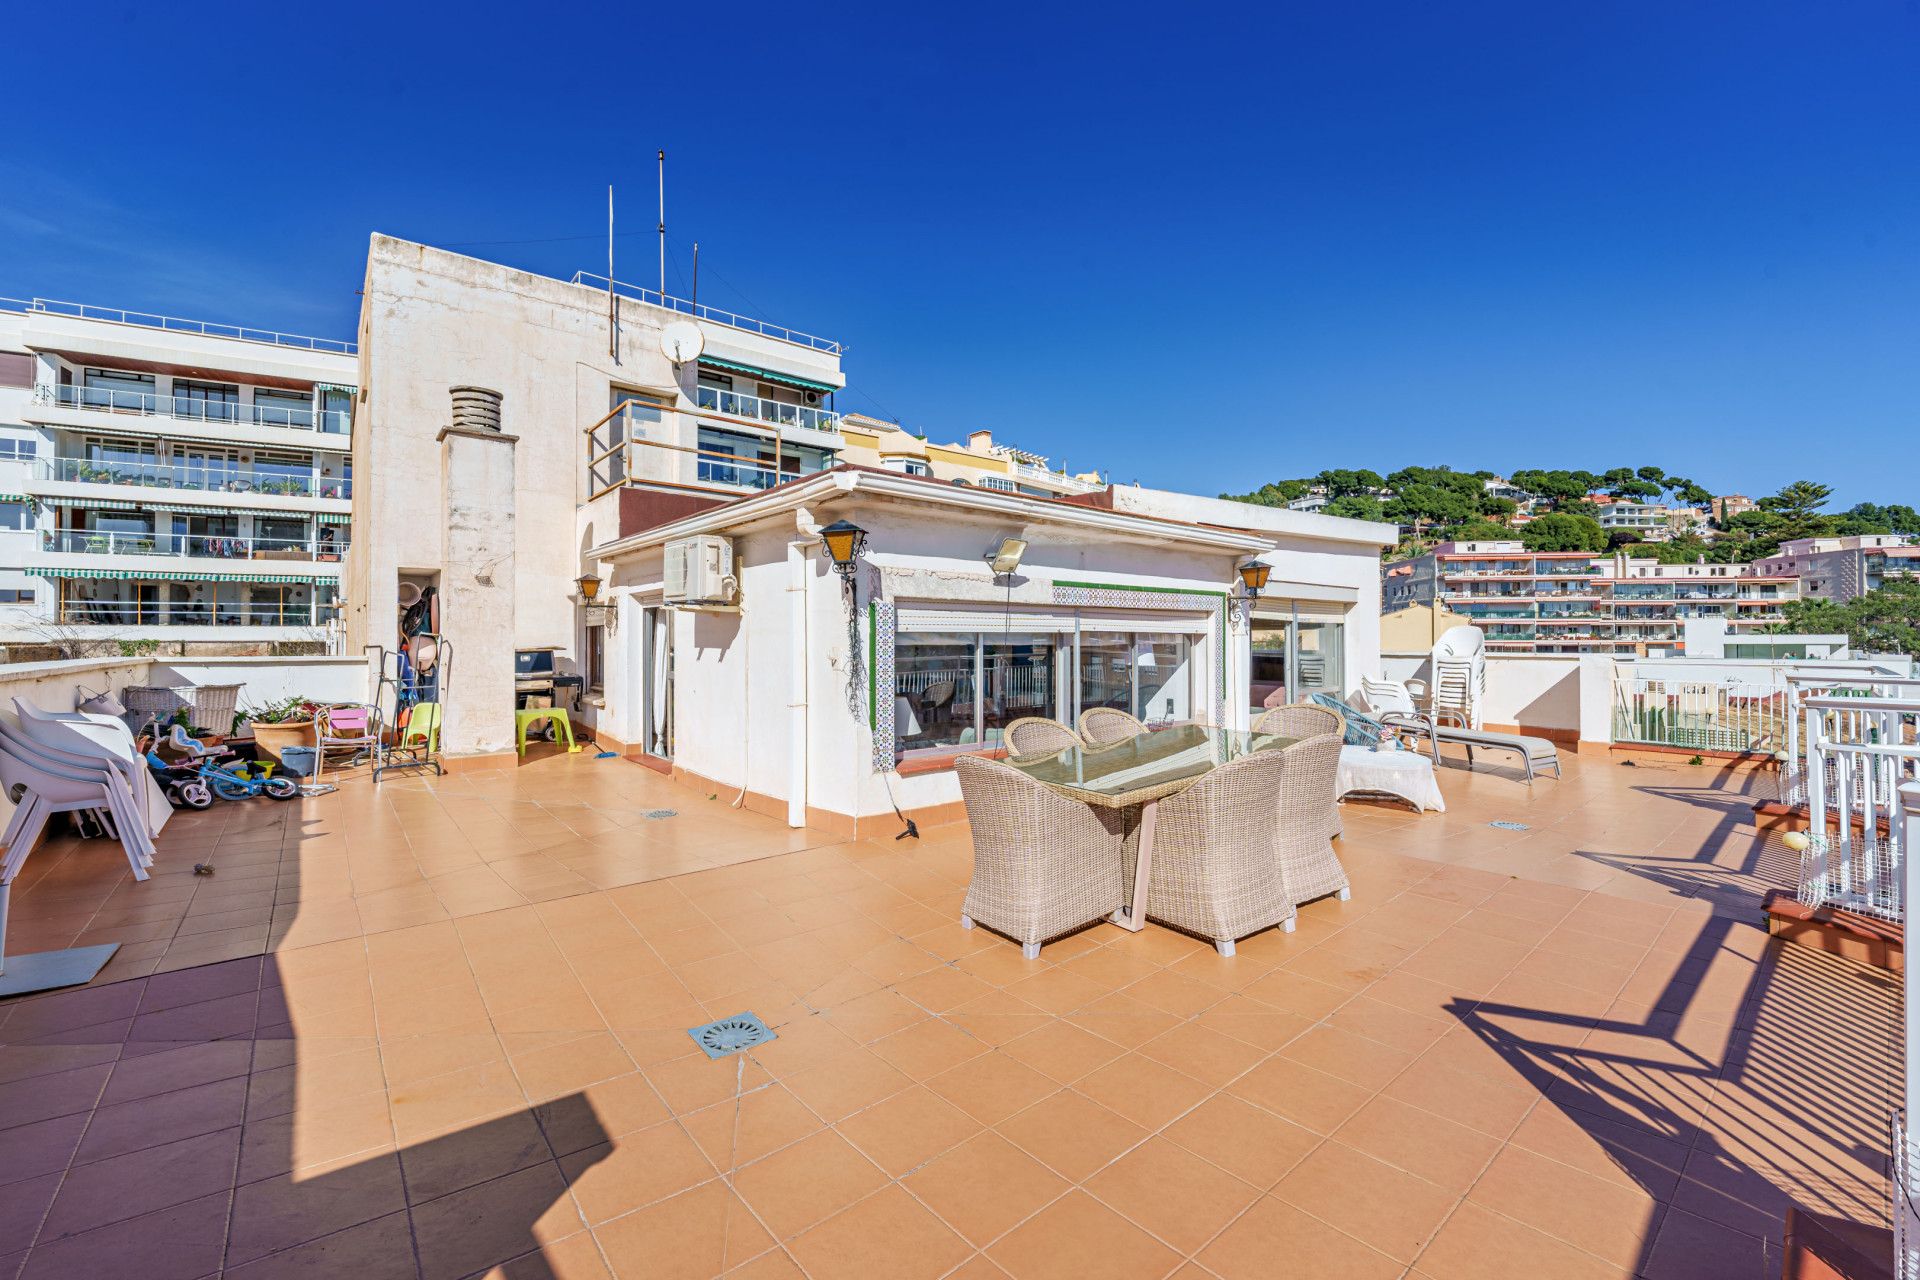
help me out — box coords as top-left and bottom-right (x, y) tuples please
(570, 272), (844, 355)
(36, 385), (350, 434)
(36, 457), (351, 500)
(41, 530), (347, 559)
(2, 296), (356, 355)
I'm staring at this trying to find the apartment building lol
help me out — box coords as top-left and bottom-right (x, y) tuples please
(1382, 540), (1798, 654)
(835, 418), (1104, 497)
(1594, 500), (1673, 542)
(0, 298), (356, 653)
(1713, 493), (1755, 523)
(1751, 534), (1920, 603)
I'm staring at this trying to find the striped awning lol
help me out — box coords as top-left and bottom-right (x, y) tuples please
(317, 513), (351, 525)
(33, 568), (328, 584)
(43, 497), (144, 511)
(313, 382), (358, 395)
(0, 493), (27, 503)
(697, 357), (836, 395)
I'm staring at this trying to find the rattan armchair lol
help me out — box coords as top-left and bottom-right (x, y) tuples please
(1138, 749), (1296, 956)
(1004, 716), (1080, 758)
(1274, 732), (1351, 906)
(1253, 702), (1343, 741)
(954, 755), (1128, 958)
(1079, 707), (1147, 744)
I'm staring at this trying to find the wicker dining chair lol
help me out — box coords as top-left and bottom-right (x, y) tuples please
(955, 755), (1128, 958)
(1079, 707), (1147, 744)
(1274, 732), (1351, 906)
(1138, 749), (1296, 956)
(1252, 702), (1343, 741)
(1003, 716), (1080, 758)
(1254, 702), (1347, 840)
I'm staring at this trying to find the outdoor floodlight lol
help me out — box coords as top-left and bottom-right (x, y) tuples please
(986, 538), (1028, 576)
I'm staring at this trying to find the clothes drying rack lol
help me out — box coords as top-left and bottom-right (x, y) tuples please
(372, 636), (450, 783)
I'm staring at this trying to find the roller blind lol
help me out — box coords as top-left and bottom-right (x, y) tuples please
(1254, 598), (1349, 620)
(1074, 610), (1212, 635)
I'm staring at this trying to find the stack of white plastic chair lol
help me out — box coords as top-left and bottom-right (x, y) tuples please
(1430, 626), (1486, 731)
(13, 698), (171, 840)
(0, 700), (164, 994)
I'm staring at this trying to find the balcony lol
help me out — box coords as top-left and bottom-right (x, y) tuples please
(1006, 459), (1105, 494)
(41, 531), (347, 561)
(695, 385), (842, 436)
(35, 385), (350, 435)
(1537, 610), (1601, 620)
(35, 457), (351, 501)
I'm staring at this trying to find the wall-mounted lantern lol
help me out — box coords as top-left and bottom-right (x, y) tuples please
(818, 520), (868, 582)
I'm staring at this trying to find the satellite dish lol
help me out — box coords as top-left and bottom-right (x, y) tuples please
(659, 321), (705, 364)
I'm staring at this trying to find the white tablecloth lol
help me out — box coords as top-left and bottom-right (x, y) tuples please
(1337, 745), (1445, 813)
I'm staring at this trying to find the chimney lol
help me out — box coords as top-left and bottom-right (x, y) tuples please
(449, 386), (503, 432)
(968, 430), (993, 453)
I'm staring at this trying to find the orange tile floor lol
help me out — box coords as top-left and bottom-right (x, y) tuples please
(0, 746), (1895, 1279)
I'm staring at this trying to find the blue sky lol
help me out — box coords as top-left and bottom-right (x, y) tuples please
(4, 2), (1914, 507)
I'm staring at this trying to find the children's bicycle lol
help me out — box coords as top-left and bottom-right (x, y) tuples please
(154, 723), (300, 802)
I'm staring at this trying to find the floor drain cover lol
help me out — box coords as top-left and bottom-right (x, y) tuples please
(646, 809), (677, 819)
(688, 1013), (776, 1059)
(1488, 821), (1531, 831)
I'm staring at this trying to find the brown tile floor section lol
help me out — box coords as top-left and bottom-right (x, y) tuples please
(0, 745), (1893, 1278)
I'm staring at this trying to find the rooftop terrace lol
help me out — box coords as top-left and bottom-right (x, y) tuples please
(0, 744), (1892, 1279)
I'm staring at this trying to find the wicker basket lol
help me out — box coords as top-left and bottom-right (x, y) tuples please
(189, 684), (243, 734)
(119, 685), (192, 734)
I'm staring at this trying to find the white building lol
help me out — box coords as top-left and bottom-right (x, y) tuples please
(1594, 501), (1672, 542)
(0, 298), (357, 654)
(584, 473), (1395, 836)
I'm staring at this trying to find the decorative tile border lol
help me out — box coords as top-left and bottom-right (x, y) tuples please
(1052, 583), (1229, 729)
(870, 601), (897, 772)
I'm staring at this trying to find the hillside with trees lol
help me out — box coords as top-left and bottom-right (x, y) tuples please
(1221, 466), (1916, 563)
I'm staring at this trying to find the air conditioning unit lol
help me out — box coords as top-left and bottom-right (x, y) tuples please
(803, 390), (821, 406)
(663, 535), (737, 605)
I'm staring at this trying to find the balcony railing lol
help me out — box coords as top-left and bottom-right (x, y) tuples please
(1008, 459), (1104, 494)
(42, 531), (347, 561)
(695, 386), (841, 435)
(2, 296), (356, 355)
(571, 273), (844, 355)
(1613, 677), (1789, 754)
(37, 457), (351, 500)
(57, 602), (338, 628)
(36, 385), (350, 434)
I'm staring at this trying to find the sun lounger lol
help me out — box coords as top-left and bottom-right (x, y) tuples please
(1381, 716), (1562, 784)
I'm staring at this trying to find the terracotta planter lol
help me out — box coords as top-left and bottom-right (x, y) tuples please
(251, 720), (315, 765)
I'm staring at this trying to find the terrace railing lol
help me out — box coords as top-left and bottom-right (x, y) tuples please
(571, 273), (845, 355)
(36, 385), (350, 434)
(1798, 701), (1920, 921)
(1781, 675), (1920, 806)
(37, 457), (351, 500)
(58, 602), (338, 627)
(1896, 783), (1920, 1280)
(1611, 677), (1790, 753)
(695, 385), (842, 436)
(42, 531), (347, 560)
(1, 296), (355, 354)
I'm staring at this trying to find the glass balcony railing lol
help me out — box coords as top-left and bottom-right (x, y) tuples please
(39, 385), (351, 434)
(57, 601), (338, 627)
(38, 457), (352, 500)
(42, 531), (348, 560)
(696, 385), (841, 435)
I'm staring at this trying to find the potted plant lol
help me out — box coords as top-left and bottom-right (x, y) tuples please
(243, 695), (322, 764)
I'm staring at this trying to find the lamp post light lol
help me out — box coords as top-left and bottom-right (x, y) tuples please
(818, 520), (868, 583)
(1237, 560), (1271, 626)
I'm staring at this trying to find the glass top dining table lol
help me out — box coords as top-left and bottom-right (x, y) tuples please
(1004, 723), (1303, 809)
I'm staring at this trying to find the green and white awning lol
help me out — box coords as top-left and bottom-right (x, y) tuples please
(43, 497), (144, 511)
(33, 567), (331, 584)
(0, 493), (27, 503)
(313, 382), (358, 394)
(697, 357), (837, 395)
(317, 512), (351, 525)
